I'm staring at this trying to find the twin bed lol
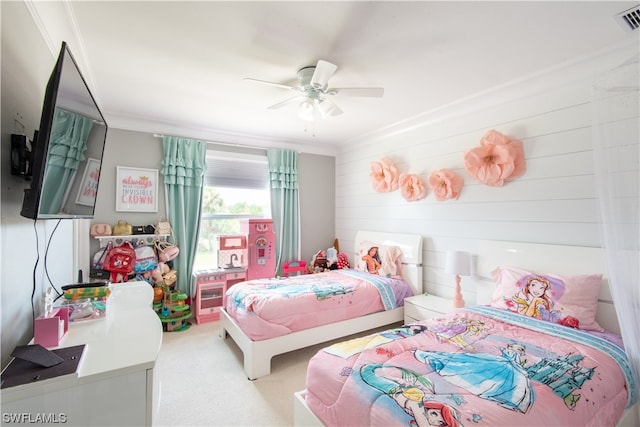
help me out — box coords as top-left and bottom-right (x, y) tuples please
(220, 230), (423, 380)
(294, 239), (638, 427)
(219, 232), (638, 426)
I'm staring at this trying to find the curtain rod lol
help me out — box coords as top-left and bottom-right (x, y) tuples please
(153, 133), (268, 152)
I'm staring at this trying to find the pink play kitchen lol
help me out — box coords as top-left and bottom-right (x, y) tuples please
(193, 219), (276, 324)
(241, 219), (275, 281)
(217, 234), (248, 269)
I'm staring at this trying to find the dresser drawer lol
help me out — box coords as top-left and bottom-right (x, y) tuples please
(404, 295), (452, 323)
(226, 271), (247, 281)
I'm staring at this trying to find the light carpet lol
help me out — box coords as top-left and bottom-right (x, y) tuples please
(153, 319), (400, 426)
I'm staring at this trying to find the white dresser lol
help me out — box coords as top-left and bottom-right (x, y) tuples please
(404, 293), (454, 324)
(1, 281), (162, 426)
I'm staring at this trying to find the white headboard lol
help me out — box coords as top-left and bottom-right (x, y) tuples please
(474, 240), (620, 335)
(354, 231), (423, 296)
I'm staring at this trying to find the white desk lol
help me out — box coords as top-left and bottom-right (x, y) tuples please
(1, 281), (162, 426)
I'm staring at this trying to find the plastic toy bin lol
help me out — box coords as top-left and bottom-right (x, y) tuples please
(62, 286), (110, 322)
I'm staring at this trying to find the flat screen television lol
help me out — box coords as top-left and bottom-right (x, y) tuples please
(21, 41), (108, 220)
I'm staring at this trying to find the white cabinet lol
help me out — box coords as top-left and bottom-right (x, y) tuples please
(404, 294), (454, 324)
(1, 282), (162, 426)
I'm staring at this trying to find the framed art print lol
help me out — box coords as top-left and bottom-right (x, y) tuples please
(116, 166), (158, 212)
(75, 158), (101, 207)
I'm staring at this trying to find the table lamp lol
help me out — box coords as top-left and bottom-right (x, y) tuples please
(445, 250), (471, 308)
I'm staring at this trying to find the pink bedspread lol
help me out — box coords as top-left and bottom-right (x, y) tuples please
(224, 269), (413, 341)
(305, 306), (636, 427)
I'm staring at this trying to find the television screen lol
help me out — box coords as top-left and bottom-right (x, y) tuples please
(21, 41), (108, 220)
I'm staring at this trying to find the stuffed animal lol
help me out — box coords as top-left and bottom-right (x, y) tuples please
(307, 250), (328, 274)
(151, 262), (171, 285)
(308, 248), (350, 273)
(335, 253), (350, 269)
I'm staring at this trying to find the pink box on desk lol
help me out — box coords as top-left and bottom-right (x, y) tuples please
(34, 307), (70, 348)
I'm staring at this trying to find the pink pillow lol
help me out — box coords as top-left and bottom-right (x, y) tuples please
(356, 241), (403, 278)
(491, 266), (603, 332)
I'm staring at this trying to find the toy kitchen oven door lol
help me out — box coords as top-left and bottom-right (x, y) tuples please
(241, 219), (275, 280)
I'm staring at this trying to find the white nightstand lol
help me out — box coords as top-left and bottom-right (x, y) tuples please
(404, 294), (454, 324)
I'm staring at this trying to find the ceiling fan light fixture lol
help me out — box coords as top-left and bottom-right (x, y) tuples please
(298, 98), (316, 121)
(246, 58), (383, 123)
(316, 99), (335, 119)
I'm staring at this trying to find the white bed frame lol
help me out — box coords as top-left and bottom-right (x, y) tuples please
(294, 240), (639, 426)
(220, 230), (423, 380)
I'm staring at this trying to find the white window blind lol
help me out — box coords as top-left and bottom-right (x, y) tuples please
(204, 150), (268, 189)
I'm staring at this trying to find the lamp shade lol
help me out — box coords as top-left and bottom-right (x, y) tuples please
(298, 99), (315, 121)
(445, 250), (471, 276)
(316, 99), (333, 119)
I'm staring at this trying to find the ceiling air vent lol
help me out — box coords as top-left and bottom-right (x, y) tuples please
(615, 6), (640, 32)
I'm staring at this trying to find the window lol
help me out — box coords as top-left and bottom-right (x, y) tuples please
(193, 149), (270, 270)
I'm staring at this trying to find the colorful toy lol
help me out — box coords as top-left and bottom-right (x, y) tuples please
(283, 260), (307, 276)
(151, 262), (171, 286)
(308, 250), (329, 274)
(153, 286), (164, 303)
(334, 253), (350, 269)
(64, 287), (111, 300)
(150, 262), (178, 287)
(307, 247), (350, 274)
(154, 285), (191, 332)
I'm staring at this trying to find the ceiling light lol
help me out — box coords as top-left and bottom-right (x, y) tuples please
(298, 98), (316, 121)
(316, 99), (335, 119)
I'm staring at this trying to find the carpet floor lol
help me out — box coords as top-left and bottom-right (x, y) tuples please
(152, 320), (309, 426)
(153, 318), (400, 426)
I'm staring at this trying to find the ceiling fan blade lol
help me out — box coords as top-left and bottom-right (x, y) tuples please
(267, 95), (303, 110)
(244, 78), (298, 91)
(310, 60), (337, 89)
(329, 87), (384, 97)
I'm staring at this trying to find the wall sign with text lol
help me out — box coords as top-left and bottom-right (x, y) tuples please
(116, 166), (158, 212)
(76, 158), (101, 207)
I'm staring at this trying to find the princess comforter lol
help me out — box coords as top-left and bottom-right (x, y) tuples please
(304, 306), (636, 427)
(224, 269), (413, 341)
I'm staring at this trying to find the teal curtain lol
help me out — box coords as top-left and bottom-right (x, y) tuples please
(161, 136), (207, 295)
(39, 108), (93, 214)
(267, 148), (299, 274)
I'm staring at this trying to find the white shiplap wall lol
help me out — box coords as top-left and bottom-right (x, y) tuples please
(335, 40), (638, 305)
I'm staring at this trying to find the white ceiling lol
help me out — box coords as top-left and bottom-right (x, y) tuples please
(29, 1), (638, 155)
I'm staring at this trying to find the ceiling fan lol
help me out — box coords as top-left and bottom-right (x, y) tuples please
(244, 60), (384, 121)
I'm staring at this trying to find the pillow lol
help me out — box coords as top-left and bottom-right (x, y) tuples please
(490, 266), (604, 332)
(356, 241), (403, 278)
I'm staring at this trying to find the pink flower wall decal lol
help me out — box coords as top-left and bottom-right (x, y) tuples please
(464, 130), (526, 187)
(399, 173), (428, 202)
(428, 169), (464, 201)
(370, 157), (400, 192)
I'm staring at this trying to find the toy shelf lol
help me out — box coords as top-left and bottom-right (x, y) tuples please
(95, 234), (170, 248)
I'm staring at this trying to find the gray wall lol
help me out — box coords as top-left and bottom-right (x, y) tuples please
(87, 129), (168, 257)
(0, 1), (77, 368)
(89, 132), (336, 267)
(0, 5), (173, 365)
(299, 153), (335, 262)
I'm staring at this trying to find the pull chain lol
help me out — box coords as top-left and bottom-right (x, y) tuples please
(303, 121), (316, 137)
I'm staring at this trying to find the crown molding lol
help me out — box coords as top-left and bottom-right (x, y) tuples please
(109, 112), (338, 157)
(344, 38), (639, 148)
